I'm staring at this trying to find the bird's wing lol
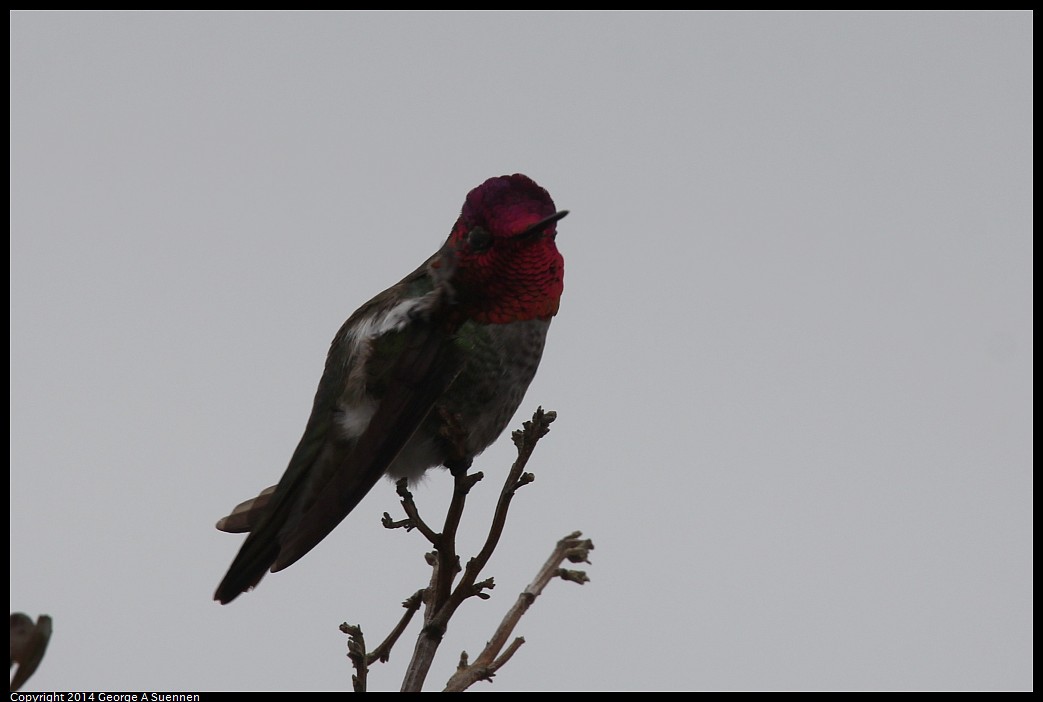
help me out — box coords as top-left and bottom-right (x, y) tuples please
(273, 312), (461, 570)
(214, 252), (462, 604)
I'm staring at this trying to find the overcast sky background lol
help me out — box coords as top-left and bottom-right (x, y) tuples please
(10, 11), (1032, 692)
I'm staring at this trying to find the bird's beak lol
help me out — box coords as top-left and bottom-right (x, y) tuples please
(516, 210), (569, 240)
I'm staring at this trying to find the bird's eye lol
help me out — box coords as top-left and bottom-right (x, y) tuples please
(467, 227), (493, 252)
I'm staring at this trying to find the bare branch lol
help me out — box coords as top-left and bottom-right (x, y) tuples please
(367, 589), (425, 665)
(340, 588), (425, 691)
(400, 407), (557, 692)
(394, 478), (439, 544)
(380, 512), (414, 531)
(344, 407), (588, 692)
(339, 622), (368, 693)
(443, 531), (594, 692)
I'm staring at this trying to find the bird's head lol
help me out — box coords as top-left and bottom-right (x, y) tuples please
(442, 174), (566, 324)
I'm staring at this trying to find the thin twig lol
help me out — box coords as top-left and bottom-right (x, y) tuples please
(394, 478), (439, 544)
(380, 512), (414, 531)
(367, 589), (425, 665)
(443, 532), (594, 691)
(340, 622), (368, 693)
(341, 588), (425, 692)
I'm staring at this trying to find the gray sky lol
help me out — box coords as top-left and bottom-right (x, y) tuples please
(9, 11), (1032, 692)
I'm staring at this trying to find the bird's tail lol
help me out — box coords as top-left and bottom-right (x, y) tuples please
(213, 494), (285, 604)
(213, 462), (385, 604)
(215, 485), (277, 533)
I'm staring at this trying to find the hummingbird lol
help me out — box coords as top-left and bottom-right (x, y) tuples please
(214, 174), (566, 604)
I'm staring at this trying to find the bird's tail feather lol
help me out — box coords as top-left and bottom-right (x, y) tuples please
(215, 485), (277, 533)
